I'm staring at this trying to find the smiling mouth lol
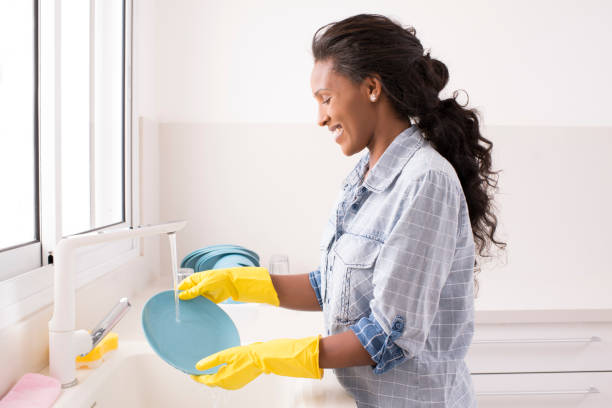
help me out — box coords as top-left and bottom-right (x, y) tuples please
(331, 125), (343, 140)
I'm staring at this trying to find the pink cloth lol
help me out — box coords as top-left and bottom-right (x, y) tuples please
(0, 373), (61, 408)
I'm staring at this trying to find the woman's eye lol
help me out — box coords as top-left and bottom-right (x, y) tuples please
(322, 98), (331, 105)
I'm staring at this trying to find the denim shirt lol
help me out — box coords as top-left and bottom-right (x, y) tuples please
(309, 127), (477, 407)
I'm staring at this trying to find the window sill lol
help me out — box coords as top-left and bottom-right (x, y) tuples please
(0, 245), (139, 331)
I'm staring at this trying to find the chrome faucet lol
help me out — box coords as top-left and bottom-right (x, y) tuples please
(87, 297), (131, 354)
(49, 220), (187, 388)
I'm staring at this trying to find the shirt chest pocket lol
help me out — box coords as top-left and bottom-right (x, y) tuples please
(329, 234), (382, 325)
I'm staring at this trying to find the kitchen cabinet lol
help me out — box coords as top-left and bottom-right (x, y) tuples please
(468, 310), (612, 407)
(473, 372), (611, 408)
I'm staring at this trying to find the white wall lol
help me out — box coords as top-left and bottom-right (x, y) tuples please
(479, 126), (612, 309)
(154, 0), (612, 126)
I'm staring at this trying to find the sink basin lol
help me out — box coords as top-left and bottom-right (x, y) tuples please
(48, 295), (355, 407)
(52, 341), (301, 407)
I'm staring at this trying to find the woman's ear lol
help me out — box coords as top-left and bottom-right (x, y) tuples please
(362, 74), (382, 100)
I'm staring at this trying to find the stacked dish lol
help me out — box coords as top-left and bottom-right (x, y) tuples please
(180, 244), (261, 304)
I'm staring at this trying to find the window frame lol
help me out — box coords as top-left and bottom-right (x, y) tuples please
(0, 0), (137, 331)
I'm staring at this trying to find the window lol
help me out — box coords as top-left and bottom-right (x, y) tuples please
(0, 0), (41, 277)
(61, 0), (126, 236)
(0, 0), (132, 295)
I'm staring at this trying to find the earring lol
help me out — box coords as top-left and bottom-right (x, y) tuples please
(370, 94), (377, 102)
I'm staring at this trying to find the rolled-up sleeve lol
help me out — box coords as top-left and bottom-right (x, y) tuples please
(308, 269), (324, 310)
(371, 170), (460, 358)
(350, 313), (406, 373)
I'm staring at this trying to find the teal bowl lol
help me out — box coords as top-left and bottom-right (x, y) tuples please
(142, 290), (240, 375)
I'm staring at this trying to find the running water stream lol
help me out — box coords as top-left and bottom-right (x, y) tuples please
(168, 232), (180, 322)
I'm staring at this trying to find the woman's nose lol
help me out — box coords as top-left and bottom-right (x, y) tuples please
(317, 107), (329, 127)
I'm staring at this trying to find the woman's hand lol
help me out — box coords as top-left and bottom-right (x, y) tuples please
(178, 266), (280, 306)
(190, 336), (323, 389)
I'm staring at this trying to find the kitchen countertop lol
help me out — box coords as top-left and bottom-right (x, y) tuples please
(474, 308), (612, 324)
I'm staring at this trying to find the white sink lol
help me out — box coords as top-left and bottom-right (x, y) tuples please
(52, 341), (302, 407)
(47, 284), (355, 407)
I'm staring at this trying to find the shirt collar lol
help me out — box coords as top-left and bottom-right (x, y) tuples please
(342, 126), (424, 193)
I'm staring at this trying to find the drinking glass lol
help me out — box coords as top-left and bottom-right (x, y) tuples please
(176, 267), (195, 285)
(269, 254), (290, 274)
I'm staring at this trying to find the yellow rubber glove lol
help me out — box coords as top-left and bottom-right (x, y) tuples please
(191, 336), (323, 389)
(178, 266), (280, 306)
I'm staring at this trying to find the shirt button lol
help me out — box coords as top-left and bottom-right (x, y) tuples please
(351, 203), (358, 210)
(392, 316), (405, 332)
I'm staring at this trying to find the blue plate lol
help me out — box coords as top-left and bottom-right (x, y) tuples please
(142, 290), (240, 375)
(181, 245), (260, 270)
(214, 254), (255, 269)
(194, 249), (258, 273)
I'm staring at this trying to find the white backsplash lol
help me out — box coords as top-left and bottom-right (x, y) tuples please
(158, 123), (612, 311)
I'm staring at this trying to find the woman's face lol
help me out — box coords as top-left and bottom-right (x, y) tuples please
(310, 59), (376, 156)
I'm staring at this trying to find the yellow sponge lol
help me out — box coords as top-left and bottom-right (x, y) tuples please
(76, 332), (118, 367)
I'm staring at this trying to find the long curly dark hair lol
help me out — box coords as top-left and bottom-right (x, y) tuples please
(312, 14), (506, 295)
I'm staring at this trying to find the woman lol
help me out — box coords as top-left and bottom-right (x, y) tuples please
(179, 14), (505, 407)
